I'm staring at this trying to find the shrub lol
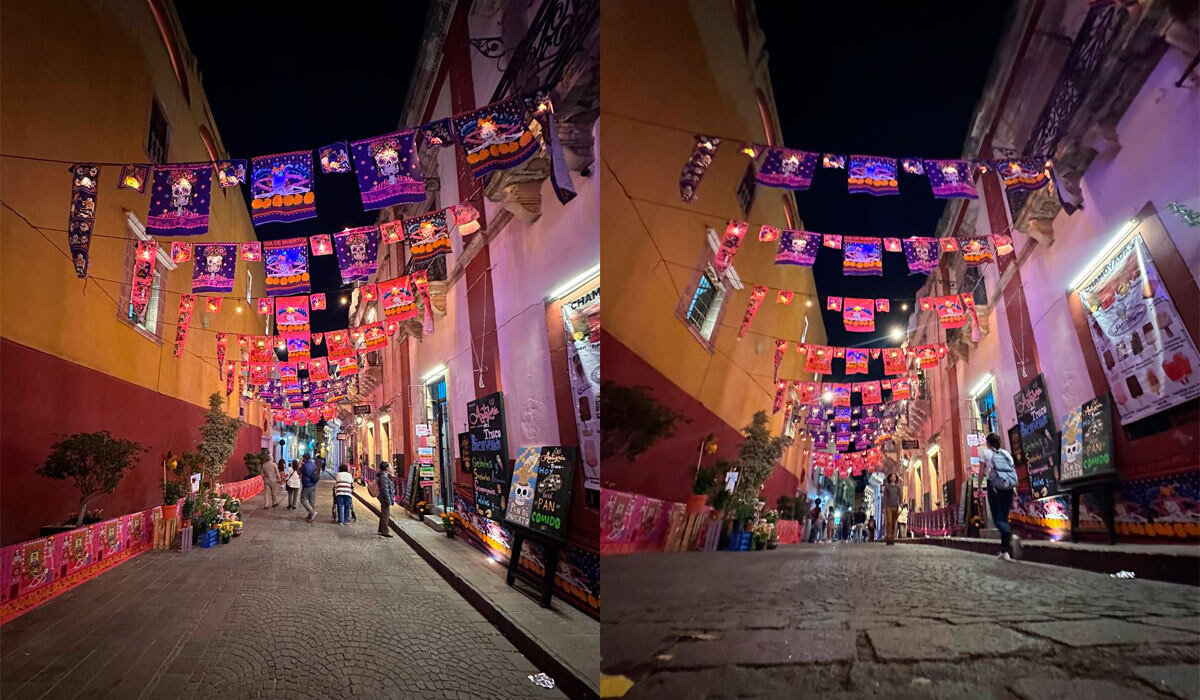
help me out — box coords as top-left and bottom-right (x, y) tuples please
(38, 431), (147, 527)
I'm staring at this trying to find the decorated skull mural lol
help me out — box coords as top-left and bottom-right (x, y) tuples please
(348, 233), (368, 263)
(780, 153), (801, 175)
(204, 245), (226, 274)
(941, 163), (960, 184)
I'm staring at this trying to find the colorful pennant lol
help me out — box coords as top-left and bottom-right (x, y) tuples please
(147, 164), (212, 236)
(755, 148), (818, 190)
(842, 236), (882, 276)
(847, 156), (899, 196)
(452, 98), (538, 178)
(318, 142), (351, 174)
(250, 150), (317, 224)
(263, 237), (310, 296)
(350, 130), (424, 209)
(775, 230), (820, 266)
(191, 243), (237, 293)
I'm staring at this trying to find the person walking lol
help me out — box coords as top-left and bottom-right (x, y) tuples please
(299, 454), (320, 523)
(806, 498), (823, 543)
(882, 473), (903, 545)
(866, 513), (877, 542)
(376, 461), (395, 538)
(983, 432), (1022, 560)
(334, 464), (354, 525)
(897, 502), (909, 539)
(262, 454), (280, 509)
(852, 508), (867, 542)
(285, 460), (301, 509)
(825, 507), (837, 542)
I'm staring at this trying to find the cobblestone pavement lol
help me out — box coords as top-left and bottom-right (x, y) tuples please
(0, 479), (564, 700)
(602, 542), (1200, 699)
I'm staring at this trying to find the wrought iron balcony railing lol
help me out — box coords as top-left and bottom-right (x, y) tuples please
(489, 0), (599, 103)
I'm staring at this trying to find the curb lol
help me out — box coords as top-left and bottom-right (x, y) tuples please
(353, 491), (598, 700)
(899, 537), (1200, 586)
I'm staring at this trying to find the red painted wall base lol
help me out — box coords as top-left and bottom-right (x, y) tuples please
(602, 331), (799, 506)
(1, 339), (263, 545)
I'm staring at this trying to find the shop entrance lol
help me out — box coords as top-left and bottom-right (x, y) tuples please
(428, 376), (452, 511)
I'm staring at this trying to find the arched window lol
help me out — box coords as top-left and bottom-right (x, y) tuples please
(147, 0), (191, 106)
(731, 0), (750, 54)
(198, 125), (220, 165)
(782, 195), (796, 229)
(754, 89), (777, 147)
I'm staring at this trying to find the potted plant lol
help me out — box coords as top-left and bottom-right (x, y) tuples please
(224, 496), (240, 515)
(37, 431), (147, 531)
(688, 466), (719, 515)
(752, 520), (771, 550)
(195, 393), (243, 490)
(764, 510), (780, 549)
(162, 480), (185, 521)
(180, 497), (195, 528)
(723, 412), (791, 535)
(441, 511), (456, 538)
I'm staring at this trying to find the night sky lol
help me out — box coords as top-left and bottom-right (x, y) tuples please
(757, 1), (1013, 382)
(176, 4), (430, 336)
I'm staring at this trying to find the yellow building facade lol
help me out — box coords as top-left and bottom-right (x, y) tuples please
(601, 0), (825, 504)
(1, 0), (267, 544)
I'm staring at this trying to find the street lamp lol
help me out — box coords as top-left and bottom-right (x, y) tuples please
(890, 327), (903, 341)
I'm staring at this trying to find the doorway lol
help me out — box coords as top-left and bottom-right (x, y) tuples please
(428, 376), (452, 511)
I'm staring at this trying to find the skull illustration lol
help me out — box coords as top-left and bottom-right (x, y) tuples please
(171, 173), (194, 214)
(781, 153), (800, 176)
(371, 140), (401, 184)
(349, 234), (368, 263)
(204, 246), (225, 274)
(941, 164), (960, 184)
(790, 236), (804, 253)
(477, 117), (499, 142)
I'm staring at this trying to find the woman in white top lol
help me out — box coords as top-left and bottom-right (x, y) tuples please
(334, 465), (354, 524)
(285, 460), (302, 510)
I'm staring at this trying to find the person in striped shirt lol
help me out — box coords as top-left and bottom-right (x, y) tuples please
(334, 464), (354, 525)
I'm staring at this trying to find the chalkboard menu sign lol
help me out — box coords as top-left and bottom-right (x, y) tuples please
(457, 432), (472, 473)
(504, 446), (577, 541)
(1014, 375), (1059, 498)
(467, 392), (509, 521)
(1059, 394), (1115, 484)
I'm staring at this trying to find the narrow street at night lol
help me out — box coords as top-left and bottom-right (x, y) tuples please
(603, 544), (1200, 699)
(0, 479), (564, 700)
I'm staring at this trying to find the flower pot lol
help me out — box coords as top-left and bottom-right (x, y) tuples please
(162, 504), (179, 521)
(685, 494), (708, 516)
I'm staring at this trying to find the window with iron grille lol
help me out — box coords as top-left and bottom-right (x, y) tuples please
(147, 97), (170, 165)
(962, 266), (987, 306)
(118, 234), (167, 341)
(684, 268), (726, 342)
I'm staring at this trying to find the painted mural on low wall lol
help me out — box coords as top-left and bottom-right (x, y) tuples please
(452, 489), (599, 615)
(1012, 469), (1200, 540)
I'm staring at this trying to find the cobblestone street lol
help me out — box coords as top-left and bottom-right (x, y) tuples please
(602, 543), (1200, 699)
(0, 480), (563, 700)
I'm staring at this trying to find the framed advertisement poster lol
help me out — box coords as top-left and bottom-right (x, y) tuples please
(559, 278), (600, 499)
(1075, 234), (1200, 424)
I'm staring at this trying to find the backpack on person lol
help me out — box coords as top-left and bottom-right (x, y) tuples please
(367, 477), (379, 498)
(990, 449), (1019, 490)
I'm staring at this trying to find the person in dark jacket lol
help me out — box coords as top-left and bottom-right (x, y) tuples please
(807, 498), (823, 543)
(376, 461), (395, 538)
(299, 454), (320, 523)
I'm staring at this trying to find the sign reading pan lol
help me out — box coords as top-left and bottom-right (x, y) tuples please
(504, 446), (577, 541)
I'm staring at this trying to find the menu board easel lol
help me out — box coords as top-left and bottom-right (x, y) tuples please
(502, 446), (578, 609)
(1060, 394), (1117, 543)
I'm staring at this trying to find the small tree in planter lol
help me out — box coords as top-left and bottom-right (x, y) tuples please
(195, 393), (243, 489)
(600, 381), (688, 462)
(726, 412), (791, 533)
(243, 450), (269, 478)
(38, 431), (147, 527)
(688, 466), (720, 515)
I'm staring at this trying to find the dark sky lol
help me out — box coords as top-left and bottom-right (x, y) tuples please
(176, 4), (430, 336)
(757, 1), (1013, 382)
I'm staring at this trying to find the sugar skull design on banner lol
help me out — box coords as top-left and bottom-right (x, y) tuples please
(755, 148), (818, 190)
(774, 230), (820, 266)
(350, 130), (424, 209)
(997, 158), (1049, 192)
(845, 348), (869, 375)
(318, 142), (351, 174)
(309, 293), (326, 310)
(333, 226), (380, 284)
(452, 98), (538, 178)
(250, 150), (317, 224)
(171, 242), (192, 264)
(960, 237), (994, 266)
(274, 296), (310, 333)
(843, 236), (883, 276)
(403, 212), (450, 267)
(902, 236), (939, 274)
(924, 159), (978, 199)
(419, 118), (454, 149)
(284, 334), (311, 360)
(882, 347), (907, 375)
(360, 322), (388, 351)
(934, 294), (967, 328)
(846, 156), (899, 196)
(679, 135), (719, 203)
(240, 242), (262, 262)
(118, 163), (149, 192)
(130, 240), (158, 325)
(263, 237), (310, 296)
(804, 345), (833, 374)
(191, 243), (237, 294)
(147, 164), (212, 236)
(216, 159), (247, 188)
(891, 377), (913, 399)
(843, 297), (875, 333)
(380, 276), (417, 320)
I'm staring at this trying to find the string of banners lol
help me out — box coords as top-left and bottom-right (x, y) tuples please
(716, 220), (1013, 280)
(64, 88), (572, 278)
(772, 341), (948, 385)
(772, 376), (923, 414)
(791, 404), (901, 454)
(680, 134), (1054, 203)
